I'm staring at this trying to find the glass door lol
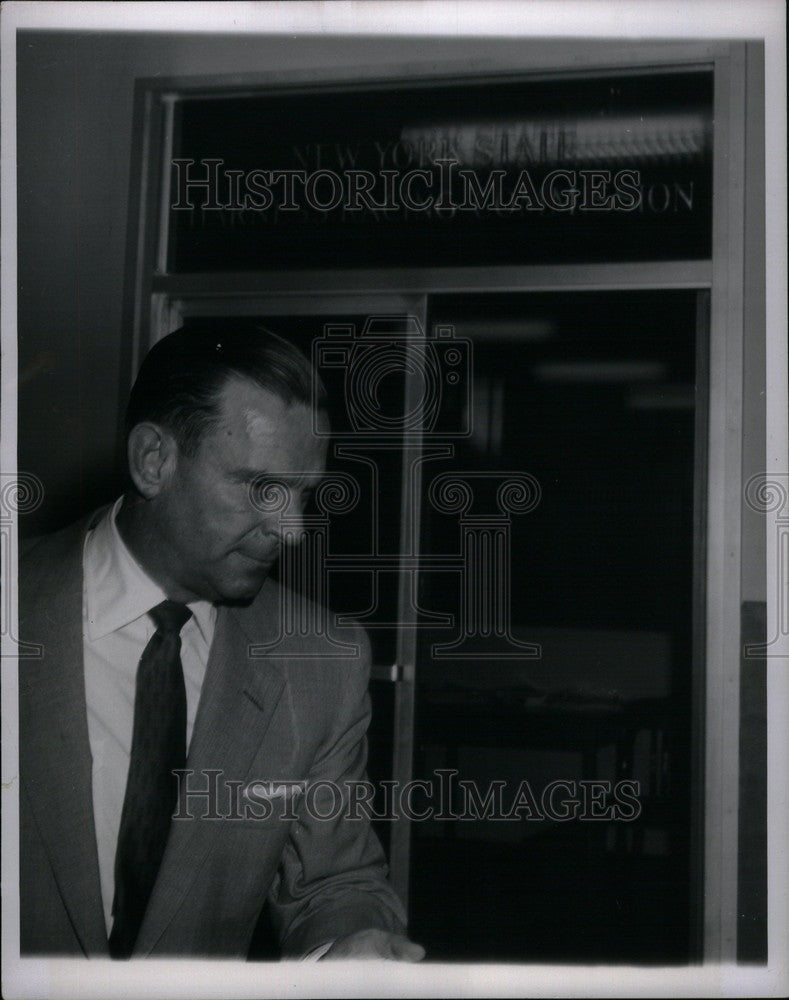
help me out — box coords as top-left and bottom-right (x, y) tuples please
(408, 289), (706, 962)
(170, 293), (428, 897)
(167, 286), (707, 962)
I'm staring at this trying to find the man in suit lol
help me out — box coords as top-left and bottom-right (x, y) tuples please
(19, 327), (423, 961)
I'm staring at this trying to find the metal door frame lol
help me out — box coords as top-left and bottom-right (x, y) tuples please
(123, 40), (763, 961)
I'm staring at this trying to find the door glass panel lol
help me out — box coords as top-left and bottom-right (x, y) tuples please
(409, 290), (700, 962)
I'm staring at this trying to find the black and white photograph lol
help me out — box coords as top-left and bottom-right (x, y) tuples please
(1, 2), (786, 997)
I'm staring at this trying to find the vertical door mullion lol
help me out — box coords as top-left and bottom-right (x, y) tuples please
(704, 44), (747, 963)
(690, 288), (711, 960)
(388, 295), (429, 908)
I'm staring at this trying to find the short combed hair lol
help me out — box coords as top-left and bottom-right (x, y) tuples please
(125, 326), (326, 456)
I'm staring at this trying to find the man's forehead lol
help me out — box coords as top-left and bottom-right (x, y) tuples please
(217, 379), (315, 437)
(207, 379), (327, 480)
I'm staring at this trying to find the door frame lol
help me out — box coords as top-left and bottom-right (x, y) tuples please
(121, 40), (764, 962)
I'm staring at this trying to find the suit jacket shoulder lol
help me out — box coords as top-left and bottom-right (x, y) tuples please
(19, 508), (106, 627)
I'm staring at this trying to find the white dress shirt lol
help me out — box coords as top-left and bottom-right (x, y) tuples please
(82, 497), (216, 935)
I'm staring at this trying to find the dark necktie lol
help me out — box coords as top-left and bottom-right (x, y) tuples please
(108, 600), (192, 959)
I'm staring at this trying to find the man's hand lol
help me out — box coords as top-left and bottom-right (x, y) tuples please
(322, 929), (426, 961)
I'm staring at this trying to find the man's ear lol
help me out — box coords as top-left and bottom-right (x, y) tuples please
(127, 423), (178, 499)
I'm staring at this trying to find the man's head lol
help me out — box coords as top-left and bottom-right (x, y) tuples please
(122, 327), (329, 604)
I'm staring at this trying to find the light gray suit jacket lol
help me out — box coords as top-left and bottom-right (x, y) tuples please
(19, 509), (406, 958)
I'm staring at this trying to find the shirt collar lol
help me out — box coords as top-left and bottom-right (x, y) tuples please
(84, 496), (216, 644)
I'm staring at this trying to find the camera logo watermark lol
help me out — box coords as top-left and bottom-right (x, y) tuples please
(247, 471), (364, 659)
(744, 473), (789, 657)
(1, 473), (44, 658)
(312, 315), (472, 439)
(426, 472), (541, 659)
(248, 316), (542, 661)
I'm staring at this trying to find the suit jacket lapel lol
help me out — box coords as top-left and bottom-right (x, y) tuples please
(19, 513), (109, 956)
(135, 592), (286, 956)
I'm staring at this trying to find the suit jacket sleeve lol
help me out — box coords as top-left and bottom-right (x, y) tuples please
(266, 626), (408, 956)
